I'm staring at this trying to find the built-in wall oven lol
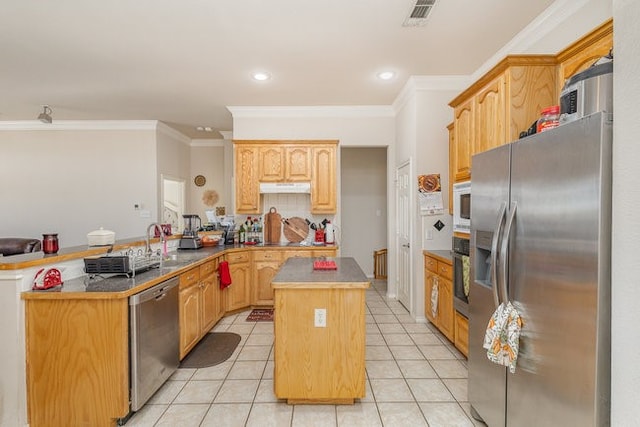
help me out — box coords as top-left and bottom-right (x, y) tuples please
(452, 236), (470, 317)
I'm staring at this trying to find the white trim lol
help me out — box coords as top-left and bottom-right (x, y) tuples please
(218, 130), (233, 140)
(227, 105), (394, 118)
(190, 139), (225, 147)
(0, 120), (158, 131)
(392, 75), (470, 113)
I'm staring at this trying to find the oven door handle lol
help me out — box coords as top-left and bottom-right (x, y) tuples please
(490, 202), (507, 309)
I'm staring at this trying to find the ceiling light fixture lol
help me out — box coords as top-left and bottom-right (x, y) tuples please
(37, 105), (52, 123)
(252, 71), (271, 81)
(377, 71), (395, 81)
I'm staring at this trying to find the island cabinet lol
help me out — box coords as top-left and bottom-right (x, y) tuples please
(449, 55), (557, 185)
(225, 250), (252, 311)
(178, 258), (224, 359)
(424, 253), (454, 342)
(25, 298), (130, 427)
(272, 257), (370, 404)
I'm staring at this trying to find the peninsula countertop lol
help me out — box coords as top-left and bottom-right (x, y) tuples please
(271, 257), (370, 289)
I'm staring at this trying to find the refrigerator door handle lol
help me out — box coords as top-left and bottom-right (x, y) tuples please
(490, 202), (507, 308)
(500, 202), (517, 303)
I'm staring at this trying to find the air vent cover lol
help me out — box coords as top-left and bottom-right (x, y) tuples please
(403, 0), (436, 27)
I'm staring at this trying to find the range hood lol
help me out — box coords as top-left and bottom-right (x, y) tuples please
(259, 182), (311, 194)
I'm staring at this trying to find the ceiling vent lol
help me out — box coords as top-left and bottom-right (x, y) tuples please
(403, 0), (436, 27)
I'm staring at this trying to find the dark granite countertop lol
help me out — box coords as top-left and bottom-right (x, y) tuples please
(22, 243), (339, 299)
(272, 257), (370, 289)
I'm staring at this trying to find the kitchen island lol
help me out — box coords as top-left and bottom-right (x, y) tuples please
(272, 257), (370, 404)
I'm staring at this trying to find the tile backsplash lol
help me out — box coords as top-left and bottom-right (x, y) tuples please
(232, 193), (335, 244)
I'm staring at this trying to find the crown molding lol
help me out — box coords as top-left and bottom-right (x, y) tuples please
(0, 120), (159, 131)
(392, 75), (471, 113)
(227, 105), (394, 118)
(190, 139), (225, 147)
(218, 130), (233, 140)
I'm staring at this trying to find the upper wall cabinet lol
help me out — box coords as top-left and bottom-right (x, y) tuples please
(449, 55), (557, 183)
(234, 140), (337, 214)
(556, 19), (613, 93)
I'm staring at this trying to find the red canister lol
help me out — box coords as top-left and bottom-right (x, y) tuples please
(42, 233), (59, 254)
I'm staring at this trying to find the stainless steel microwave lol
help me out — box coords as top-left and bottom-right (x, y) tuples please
(453, 181), (471, 233)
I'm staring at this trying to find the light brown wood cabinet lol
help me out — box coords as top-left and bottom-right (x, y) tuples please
(311, 144), (337, 213)
(179, 259), (225, 359)
(234, 140), (337, 214)
(449, 55), (557, 184)
(226, 250), (252, 311)
(424, 254), (454, 342)
(234, 144), (260, 213)
(253, 250), (284, 305)
(259, 145), (312, 182)
(454, 311), (469, 357)
(557, 19), (612, 93)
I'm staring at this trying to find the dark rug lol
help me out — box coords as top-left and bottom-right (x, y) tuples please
(179, 332), (241, 368)
(246, 308), (274, 322)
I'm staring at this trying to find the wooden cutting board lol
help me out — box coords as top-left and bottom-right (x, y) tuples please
(264, 207), (282, 244)
(283, 217), (309, 243)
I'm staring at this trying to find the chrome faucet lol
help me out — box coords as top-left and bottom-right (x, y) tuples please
(145, 223), (166, 256)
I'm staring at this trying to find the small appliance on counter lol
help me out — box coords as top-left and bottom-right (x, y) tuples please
(179, 214), (203, 250)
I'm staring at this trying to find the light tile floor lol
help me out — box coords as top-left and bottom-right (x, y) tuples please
(125, 279), (486, 427)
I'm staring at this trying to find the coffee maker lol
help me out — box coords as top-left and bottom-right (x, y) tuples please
(179, 214), (203, 250)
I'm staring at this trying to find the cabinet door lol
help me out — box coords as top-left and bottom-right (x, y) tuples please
(213, 257), (225, 321)
(286, 146), (312, 181)
(454, 312), (469, 357)
(447, 122), (455, 215)
(227, 262), (252, 311)
(311, 145), (337, 214)
(200, 277), (217, 334)
(179, 284), (201, 359)
(453, 99), (473, 182)
(235, 145), (260, 213)
(474, 74), (506, 154)
(254, 260), (281, 305)
(438, 277), (454, 342)
(259, 146), (285, 182)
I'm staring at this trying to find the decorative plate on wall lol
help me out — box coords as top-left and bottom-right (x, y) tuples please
(194, 175), (206, 187)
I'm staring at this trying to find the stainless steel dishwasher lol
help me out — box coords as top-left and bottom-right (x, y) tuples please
(129, 276), (180, 411)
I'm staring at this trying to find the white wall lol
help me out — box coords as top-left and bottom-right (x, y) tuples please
(188, 141), (226, 223)
(611, 0), (640, 423)
(0, 124), (158, 246)
(392, 78), (468, 320)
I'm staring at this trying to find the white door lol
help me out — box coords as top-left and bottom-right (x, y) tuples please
(396, 161), (412, 310)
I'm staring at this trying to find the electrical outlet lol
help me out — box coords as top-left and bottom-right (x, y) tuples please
(314, 308), (327, 327)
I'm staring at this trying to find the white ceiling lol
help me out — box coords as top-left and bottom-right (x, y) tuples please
(0, 0), (555, 138)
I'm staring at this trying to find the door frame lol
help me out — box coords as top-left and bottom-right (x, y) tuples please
(395, 158), (414, 313)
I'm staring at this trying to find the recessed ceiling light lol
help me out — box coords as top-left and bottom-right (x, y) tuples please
(195, 126), (214, 132)
(252, 71), (271, 81)
(377, 71), (395, 81)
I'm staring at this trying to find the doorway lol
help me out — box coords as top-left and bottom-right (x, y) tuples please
(340, 147), (387, 277)
(161, 175), (185, 233)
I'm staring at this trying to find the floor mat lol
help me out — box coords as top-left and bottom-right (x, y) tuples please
(246, 308), (274, 322)
(179, 332), (241, 369)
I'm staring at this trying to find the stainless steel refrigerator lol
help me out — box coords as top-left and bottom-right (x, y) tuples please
(468, 112), (612, 427)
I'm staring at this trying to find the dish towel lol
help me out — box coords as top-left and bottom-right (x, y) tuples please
(462, 255), (470, 297)
(218, 261), (232, 290)
(430, 279), (439, 318)
(483, 301), (523, 373)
